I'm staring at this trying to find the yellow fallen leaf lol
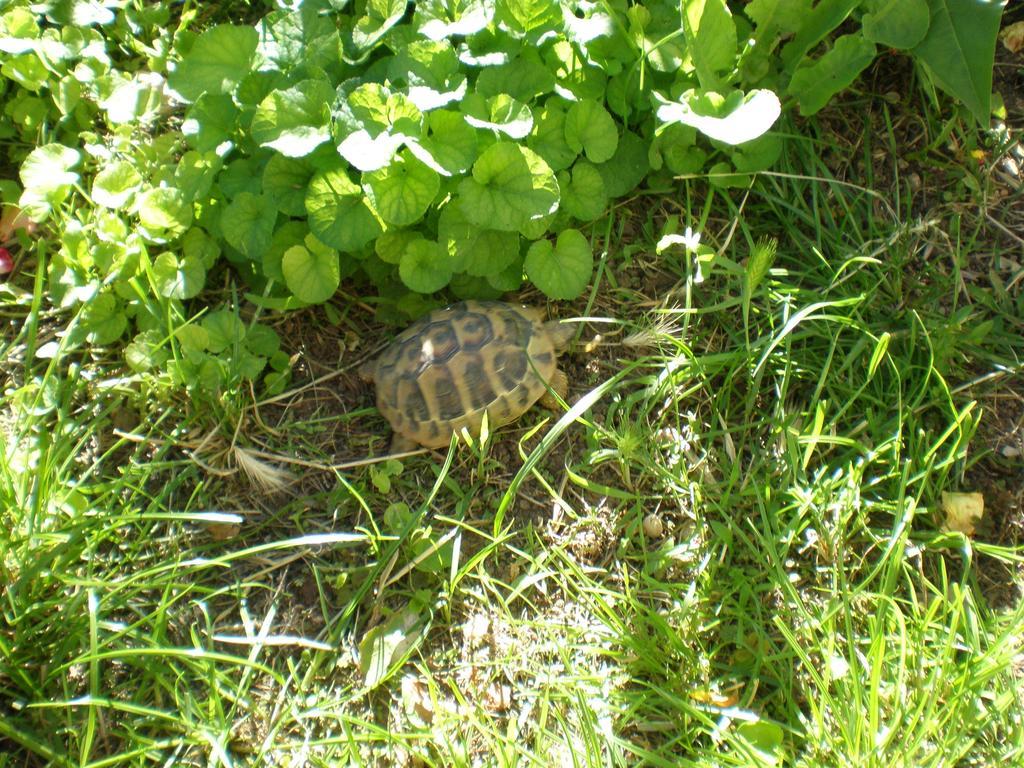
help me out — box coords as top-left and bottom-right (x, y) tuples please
(1001, 21), (1024, 54)
(690, 686), (740, 708)
(206, 522), (241, 541)
(941, 491), (984, 536)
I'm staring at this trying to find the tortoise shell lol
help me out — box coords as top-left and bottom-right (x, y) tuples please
(361, 301), (572, 450)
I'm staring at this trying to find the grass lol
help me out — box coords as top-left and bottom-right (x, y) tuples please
(3, 38), (1024, 768)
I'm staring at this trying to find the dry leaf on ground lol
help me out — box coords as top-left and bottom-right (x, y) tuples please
(941, 491), (985, 536)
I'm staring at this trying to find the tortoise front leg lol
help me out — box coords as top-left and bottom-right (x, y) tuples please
(539, 368), (568, 410)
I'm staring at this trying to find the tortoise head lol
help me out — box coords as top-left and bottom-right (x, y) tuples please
(357, 357), (377, 383)
(544, 319), (575, 352)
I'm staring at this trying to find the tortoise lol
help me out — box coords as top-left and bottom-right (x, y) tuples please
(359, 301), (574, 451)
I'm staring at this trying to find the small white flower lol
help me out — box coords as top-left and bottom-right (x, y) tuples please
(655, 226), (702, 254)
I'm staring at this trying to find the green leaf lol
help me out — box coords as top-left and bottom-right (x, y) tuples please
(746, 0), (812, 37)
(912, 0), (1005, 125)
(528, 103), (577, 171)
(595, 129), (649, 198)
(359, 605), (427, 690)
(137, 187), (193, 241)
(496, 0), (562, 35)
(168, 24), (258, 102)
(688, 0), (738, 89)
(389, 39), (468, 111)
(262, 154), (314, 217)
(81, 293), (127, 345)
(182, 93), (238, 153)
(19, 143), (80, 219)
(174, 151), (221, 201)
(524, 228), (593, 299)
(780, 0), (861, 72)
(261, 220), (308, 281)
(458, 143), (559, 231)
(175, 324), (209, 356)
(408, 109), (479, 176)
(336, 84), (422, 172)
(1, 53), (47, 91)
(306, 165), (384, 252)
(463, 93), (534, 139)
(221, 192), (278, 259)
(352, 0), (406, 50)
(282, 243), (340, 303)
(655, 89), (782, 144)
(564, 99), (618, 163)
(735, 721), (786, 766)
(650, 123), (707, 174)
(202, 311), (245, 354)
(439, 203), (522, 276)
(245, 324), (281, 357)
(861, 0), (930, 49)
(416, 0), (493, 39)
(251, 79), (334, 157)
(730, 132), (784, 173)
(376, 229), (422, 265)
(475, 54), (556, 102)
(125, 331), (169, 373)
(449, 273), (505, 300)
(152, 252), (206, 299)
(363, 151), (441, 226)
(100, 73), (167, 125)
(257, 7), (340, 72)
(787, 34), (877, 116)
(92, 160), (142, 210)
(486, 255), (524, 291)
(399, 238), (453, 293)
(183, 227), (222, 270)
(561, 161), (608, 222)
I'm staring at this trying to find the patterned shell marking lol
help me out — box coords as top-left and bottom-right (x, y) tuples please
(367, 301), (561, 448)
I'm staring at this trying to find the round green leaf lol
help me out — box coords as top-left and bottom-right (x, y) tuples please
(182, 93), (239, 152)
(524, 228), (592, 299)
(528, 103), (577, 171)
(251, 79), (333, 157)
(168, 24), (258, 102)
(399, 239), (452, 293)
(596, 129), (650, 198)
(81, 293), (127, 345)
(282, 243), (340, 303)
(261, 220), (308, 281)
(458, 142), (559, 232)
(376, 229), (422, 265)
(153, 252), (206, 299)
(221, 192), (277, 259)
(125, 330), (169, 373)
(363, 151), (440, 227)
(244, 323), (281, 357)
(561, 160), (607, 222)
(183, 227), (222, 269)
(486, 256), (524, 291)
(408, 109), (479, 176)
(92, 160), (143, 210)
(137, 187), (193, 241)
(305, 166), (383, 252)
(564, 99), (618, 163)
(202, 310), (245, 353)
(19, 143), (80, 218)
(463, 93), (534, 139)
(438, 203), (520, 276)
(262, 154), (314, 217)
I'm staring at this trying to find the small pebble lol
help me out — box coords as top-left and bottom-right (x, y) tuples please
(643, 513), (664, 539)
